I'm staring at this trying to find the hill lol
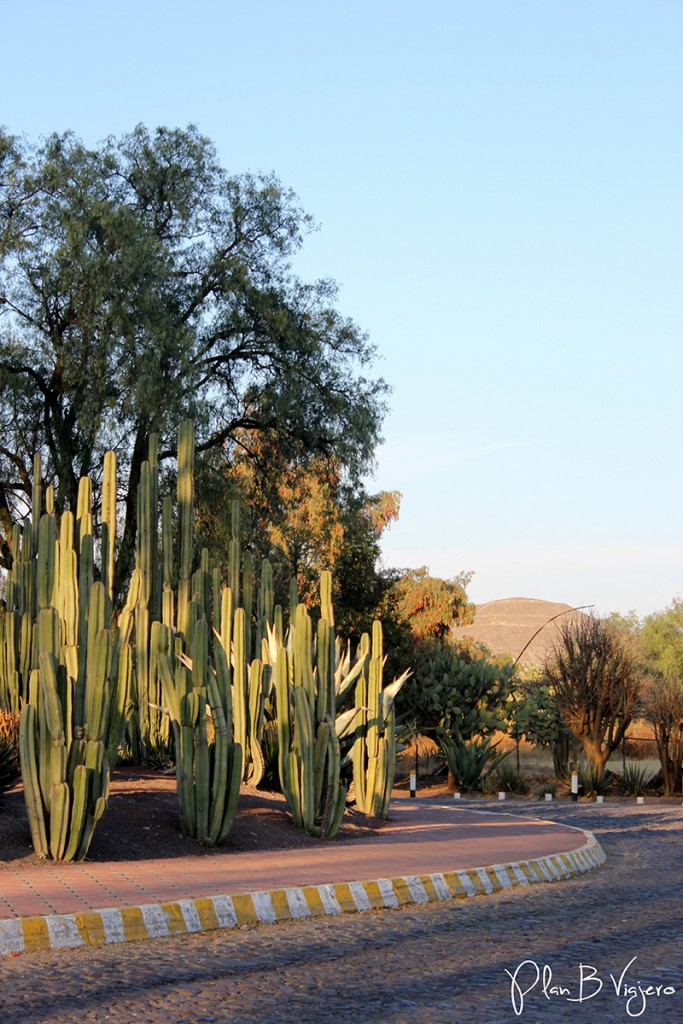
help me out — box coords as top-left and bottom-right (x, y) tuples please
(453, 597), (588, 671)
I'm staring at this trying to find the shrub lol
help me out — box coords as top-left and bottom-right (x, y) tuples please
(494, 761), (530, 795)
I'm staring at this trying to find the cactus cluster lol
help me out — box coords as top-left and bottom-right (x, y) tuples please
(134, 421), (276, 844)
(272, 601), (345, 838)
(0, 422), (410, 858)
(1, 453), (137, 860)
(268, 572), (367, 837)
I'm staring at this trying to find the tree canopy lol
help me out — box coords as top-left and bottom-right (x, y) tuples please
(0, 124), (388, 583)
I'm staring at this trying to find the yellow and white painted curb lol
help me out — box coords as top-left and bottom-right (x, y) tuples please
(0, 831), (605, 956)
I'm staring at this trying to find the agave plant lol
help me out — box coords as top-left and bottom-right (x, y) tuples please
(437, 730), (510, 793)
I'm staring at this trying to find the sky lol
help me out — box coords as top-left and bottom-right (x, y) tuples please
(2, 0), (681, 620)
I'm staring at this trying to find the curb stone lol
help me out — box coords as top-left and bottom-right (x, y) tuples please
(0, 831), (606, 956)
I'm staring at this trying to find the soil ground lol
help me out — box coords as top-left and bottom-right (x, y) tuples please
(0, 766), (385, 869)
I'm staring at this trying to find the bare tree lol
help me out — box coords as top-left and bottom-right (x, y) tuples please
(546, 614), (641, 776)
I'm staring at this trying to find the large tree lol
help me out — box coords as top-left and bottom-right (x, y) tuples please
(0, 124), (387, 586)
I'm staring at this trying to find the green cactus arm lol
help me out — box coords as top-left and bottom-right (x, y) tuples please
(247, 659), (265, 787)
(36, 513), (57, 611)
(31, 453), (41, 551)
(312, 720), (330, 815)
(19, 704), (49, 858)
(85, 627), (112, 743)
(19, 611), (33, 697)
(232, 607), (247, 758)
(176, 420), (195, 638)
(274, 648), (292, 796)
(194, 693), (210, 842)
(320, 723), (342, 838)
(315, 618), (331, 722)
(292, 685), (315, 833)
(178, 722), (197, 836)
(327, 781), (347, 839)
(62, 763), (88, 861)
(157, 651), (180, 723)
(101, 451), (117, 611)
(49, 781), (70, 861)
(213, 641), (232, 735)
(216, 742), (243, 844)
(207, 720), (228, 844)
(351, 731), (367, 813)
(242, 550), (253, 660)
(320, 570), (334, 627)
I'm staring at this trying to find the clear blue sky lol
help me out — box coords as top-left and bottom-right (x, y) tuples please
(3, 0), (681, 619)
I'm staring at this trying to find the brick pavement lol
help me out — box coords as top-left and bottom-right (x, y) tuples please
(0, 797), (604, 956)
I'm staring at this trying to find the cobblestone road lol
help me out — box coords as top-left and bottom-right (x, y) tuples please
(1, 802), (681, 1024)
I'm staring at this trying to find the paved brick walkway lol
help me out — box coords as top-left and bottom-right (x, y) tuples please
(0, 797), (603, 955)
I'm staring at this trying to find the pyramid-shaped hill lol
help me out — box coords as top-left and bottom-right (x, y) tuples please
(453, 597), (588, 672)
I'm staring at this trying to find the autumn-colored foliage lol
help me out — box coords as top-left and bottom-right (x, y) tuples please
(391, 566), (474, 642)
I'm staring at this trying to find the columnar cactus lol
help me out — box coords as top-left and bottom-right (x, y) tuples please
(4, 454), (139, 860)
(270, 573), (367, 838)
(133, 436), (170, 760)
(274, 602), (346, 838)
(141, 421), (248, 844)
(157, 606), (243, 846)
(351, 621), (410, 819)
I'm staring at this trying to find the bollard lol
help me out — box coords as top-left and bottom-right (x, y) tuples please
(409, 772), (417, 798)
